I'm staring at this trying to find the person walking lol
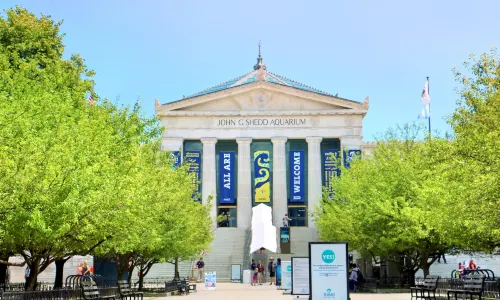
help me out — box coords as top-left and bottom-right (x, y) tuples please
(268, 257), (277, 285)
(196, 257), (205, 282)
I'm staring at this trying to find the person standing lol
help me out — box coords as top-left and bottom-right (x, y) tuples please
(24, 265), (30, 289)
(349, 264), (359, 292)
(268, 257), (277, 285)
(282, 214), (292, 227)
(276, 258), (282, 287)
(257, 260), (264, 285)
(5, 266), (10, 284)
(196, 257), (205, 282)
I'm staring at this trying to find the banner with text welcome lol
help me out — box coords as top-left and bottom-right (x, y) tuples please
(219, 152), (235, 204)
(289, 150), (305, 203)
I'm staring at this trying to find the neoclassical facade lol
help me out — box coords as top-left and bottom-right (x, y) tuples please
(155, 53), (371, 258)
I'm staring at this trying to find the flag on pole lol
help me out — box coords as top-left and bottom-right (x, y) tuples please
(88, 96), (95, 107)
(421, 80), (430, 105)
(418, 105), (430, 119)
(418, 80), (430, 119)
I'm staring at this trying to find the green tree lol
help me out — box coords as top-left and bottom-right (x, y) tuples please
(0, 7), (159, 289)
(316, 125), (459, 279)
(94, 143), (214, 289)
(449, 48), (500, 249)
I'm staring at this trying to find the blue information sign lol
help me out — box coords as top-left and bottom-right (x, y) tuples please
(219, 152), (235, 204)
(184, 151), (201, 202)
(289, 150), (305, 203)
(343, 149), (361, 169)
(323, 150), (340, 199)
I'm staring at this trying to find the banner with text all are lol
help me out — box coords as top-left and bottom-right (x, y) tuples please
(219, 152), (235, 204)
(289, 150), (305, 203)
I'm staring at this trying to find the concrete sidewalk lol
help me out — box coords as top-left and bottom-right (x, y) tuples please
(153, 283), (411, 300)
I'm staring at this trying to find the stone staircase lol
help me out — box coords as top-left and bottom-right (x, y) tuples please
(144, 228), (249, 281)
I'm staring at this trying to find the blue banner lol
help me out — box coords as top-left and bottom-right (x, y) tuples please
(323, 150), (340, 199)
(289, 150), (305, 203)
(184, 151), (201, 202)
(343, 149), (361, 168)
(170, 151), (181, 168)
(219, 152), (235, 204)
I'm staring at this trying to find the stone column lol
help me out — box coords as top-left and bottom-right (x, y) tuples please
(201, 138), (218, 225)
(236, 137), (252, 229)
(271, 137), (287, 252)
(306, 137), (323, 228)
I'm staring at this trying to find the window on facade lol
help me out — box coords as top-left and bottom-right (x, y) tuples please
(217, 207), (237, 228)
(288, 206), (307, 227)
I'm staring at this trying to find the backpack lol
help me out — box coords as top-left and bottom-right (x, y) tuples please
(356, 270), (364, 283)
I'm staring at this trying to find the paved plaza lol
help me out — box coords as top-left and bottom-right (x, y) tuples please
(154, 283), (410, 300)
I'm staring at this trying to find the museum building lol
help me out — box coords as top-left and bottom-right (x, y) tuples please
(154, 51), (373, 278)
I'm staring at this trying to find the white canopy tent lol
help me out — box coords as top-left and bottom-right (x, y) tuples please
(249, 204), (277, 253)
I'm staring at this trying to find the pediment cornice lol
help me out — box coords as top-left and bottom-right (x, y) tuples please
(156, 81), (368, 116)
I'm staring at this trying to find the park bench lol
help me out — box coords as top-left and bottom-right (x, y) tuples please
(446, 274), (485, 300)
(117, 280), (143, 300)
(410, 275), (440, 300)
(164, 280), (178, 294)
(81, 280), (116, 300)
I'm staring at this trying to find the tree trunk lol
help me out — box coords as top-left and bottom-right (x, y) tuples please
(25, 266), (39, 291)
(53, 258), (70, 289)
(138, 273), (144, 291)
(114, 255), (130, 281)
(174, 258), (180, 281)
(421, 256), (430, 278)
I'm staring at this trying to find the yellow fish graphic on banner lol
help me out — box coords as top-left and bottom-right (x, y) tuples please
(254, 150), (271, 203)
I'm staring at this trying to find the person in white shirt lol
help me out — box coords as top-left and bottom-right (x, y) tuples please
(282, 214), (291, 227)
(349, 264), (359, 292)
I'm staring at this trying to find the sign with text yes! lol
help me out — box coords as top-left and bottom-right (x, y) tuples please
(309, 242), (349, 300)
(219, 152), (235, 204)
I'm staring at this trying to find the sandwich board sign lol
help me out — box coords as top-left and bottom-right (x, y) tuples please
(309, 242), (349, 300)
(281, 261), (292, 291)
(291, 257), (310, 295)
(204, 271), (216, 290)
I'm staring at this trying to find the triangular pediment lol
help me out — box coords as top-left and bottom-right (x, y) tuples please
(156, 82), (368, 116)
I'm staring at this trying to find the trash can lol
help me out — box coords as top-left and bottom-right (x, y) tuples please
(243, 270), (252, 284)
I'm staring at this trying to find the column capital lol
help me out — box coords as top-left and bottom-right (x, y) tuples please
(236, 137), (253, 144)
(200, 137), (218, 144)
(271, 136), (288, 144)
(306, 136), (323, 143)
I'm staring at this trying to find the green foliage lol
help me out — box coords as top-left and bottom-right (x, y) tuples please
(0, 6), (214, 289)
(316, 124), (457, 275)
(449, 47), (500, 248)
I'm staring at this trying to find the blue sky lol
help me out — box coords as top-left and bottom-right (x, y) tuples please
(3, 0), (500, 140)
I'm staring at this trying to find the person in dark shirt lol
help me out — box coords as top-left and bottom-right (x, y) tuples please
(196, 257), (205, 282)
(268, 257), (277, 285)
(251, 259), (256, 271)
